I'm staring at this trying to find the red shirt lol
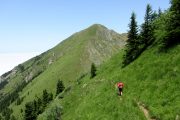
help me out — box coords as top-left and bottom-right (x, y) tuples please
(117, 82), (124, 88)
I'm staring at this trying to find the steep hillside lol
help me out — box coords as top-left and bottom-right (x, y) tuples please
(0, 24), (126, 119)
(41, 45), (179, 120)
(1, 24), (179, 120)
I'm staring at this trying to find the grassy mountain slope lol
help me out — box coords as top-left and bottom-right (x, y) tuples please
(40, 45), (179, 120)
(0, 24), (126, 95)
(1, 24), (126, 119)
(1, 23), (179, 120)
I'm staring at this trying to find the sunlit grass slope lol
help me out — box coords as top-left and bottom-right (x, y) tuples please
(46, 45), (180, 120)
(9, 24), (126, 119)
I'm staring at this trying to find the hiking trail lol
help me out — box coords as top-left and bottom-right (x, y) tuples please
(137, 102), (156, 120)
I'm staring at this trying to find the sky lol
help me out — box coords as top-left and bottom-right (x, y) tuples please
(0, 0), (170, 75)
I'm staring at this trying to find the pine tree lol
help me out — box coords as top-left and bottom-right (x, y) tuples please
(2, 108), (13, 120)
(24, 102), (36, 120)
(158, 7), (162, 17)
(90, 63), (96, 78)
(140, 4), (154, 47)
(128, 12), (138, 47)
(42, 89), (49, 107)
(24, 90), (54, 119)
(122, 12), (138, 66)
(169, 0), (180, 27)
(151, 11), (158, 20)
(165, 0), (180, 47)
(56, 80), (65, 95)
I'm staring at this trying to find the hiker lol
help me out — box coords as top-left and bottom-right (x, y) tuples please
(117, 82), (124, 96)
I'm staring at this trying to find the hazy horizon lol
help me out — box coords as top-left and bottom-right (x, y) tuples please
(0, 0), (170, 75)
(0, 52), (40, 76)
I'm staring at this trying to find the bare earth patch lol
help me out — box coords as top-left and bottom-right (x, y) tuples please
(137, 102), (156, 120)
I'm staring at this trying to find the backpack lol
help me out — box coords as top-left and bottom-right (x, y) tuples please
(118, 82), (123, 88)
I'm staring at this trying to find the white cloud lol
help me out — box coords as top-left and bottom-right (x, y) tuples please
(0, 52), (40, 76)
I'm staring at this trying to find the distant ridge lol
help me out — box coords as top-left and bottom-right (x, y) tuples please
(0, 24), (127, 119)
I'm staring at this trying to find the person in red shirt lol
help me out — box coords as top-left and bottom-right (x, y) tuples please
(117, 82), (124, 96)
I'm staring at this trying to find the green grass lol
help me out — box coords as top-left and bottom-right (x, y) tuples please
(7, 24), (126, 119)
(3, 24), (179, 120)
(52, 45), (179, 120)
(59, 75), (146, 120)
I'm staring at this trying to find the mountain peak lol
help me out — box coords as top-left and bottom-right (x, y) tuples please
(90, 23), (106, 28)
(87, 24), (107, 30)
(73, 24), (109, 38)
(0, 23), (127, 119)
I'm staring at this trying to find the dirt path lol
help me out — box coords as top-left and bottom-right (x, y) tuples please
(137, 102), (156, 120)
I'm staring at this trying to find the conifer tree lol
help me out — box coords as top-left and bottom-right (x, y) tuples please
(24, 90), (54, 119)
(56, 80), (65, 95)
(158, 7), (162, 17)
(24, 102), (36, 120)
(165, 0), (180, 47)
(127, 12), (138, 47)
(123, 12), (138, 66)
(169, 0), (180, 28)
(42, 89), (49, 106)
(140, 4), (154, 47)
(90, 63), (96, 78)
